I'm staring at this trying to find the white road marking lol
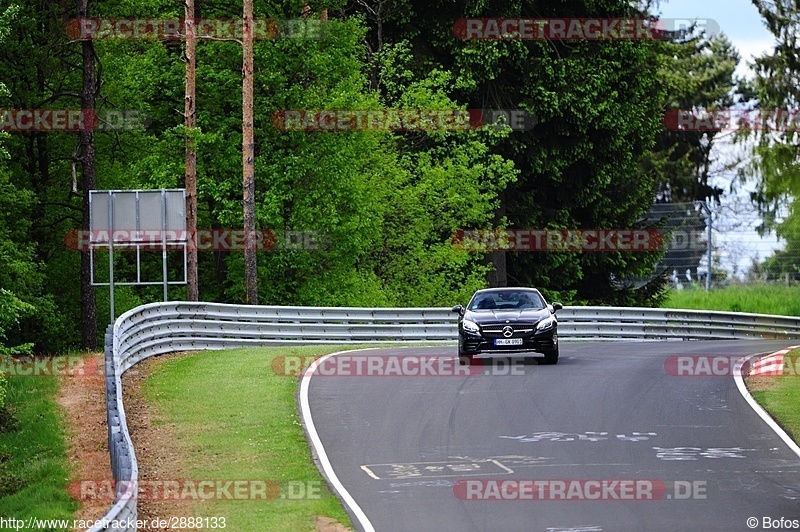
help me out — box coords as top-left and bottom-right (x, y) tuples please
(361, 459), (514, 480)
(652, 447), (756, 460)
(300, 348), (380, 532)
(501, 431), (656, 443)
(546, 526), (603, 532)
(734, 351), (800, 459)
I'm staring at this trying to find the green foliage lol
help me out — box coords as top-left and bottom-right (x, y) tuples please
(0, 0), (754, 352)
(0, 4), (37, 408)
(663, 284), (800, 316)
(0, 0), (86, 353)
(646, 33), (740, 203)
(0, 155), (39, 357)
(357, 0), (672, 305)
(744, 0), (800, 284)
(0, 374), (77, 520)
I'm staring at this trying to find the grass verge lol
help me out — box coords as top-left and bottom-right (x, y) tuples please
(141, 345), (387, 531)
(0, 371), (77, 524)
(748, 349), (800, 445)
(662, 284), (800, 316)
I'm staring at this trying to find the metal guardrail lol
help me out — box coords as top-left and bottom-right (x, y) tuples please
(558, 307), (800, 340)
(90, 302), (800, 530)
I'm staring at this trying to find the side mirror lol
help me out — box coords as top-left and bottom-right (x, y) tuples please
(451, 305), (464, 316)
(552, 302), (563, 313)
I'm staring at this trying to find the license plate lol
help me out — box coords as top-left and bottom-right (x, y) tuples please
(494, 338), (523, 346)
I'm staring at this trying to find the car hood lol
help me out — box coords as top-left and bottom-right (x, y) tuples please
(465, 308), (552, 324)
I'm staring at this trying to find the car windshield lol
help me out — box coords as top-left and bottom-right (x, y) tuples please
(467, 290), (545, 311)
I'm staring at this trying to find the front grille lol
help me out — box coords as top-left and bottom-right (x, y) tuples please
(481, 322), (537, 337)
(480, 322), (538, 328)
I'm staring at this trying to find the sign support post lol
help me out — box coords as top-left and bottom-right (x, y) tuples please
(89, 189), (187, 324)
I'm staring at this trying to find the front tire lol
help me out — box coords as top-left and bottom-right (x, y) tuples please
(458, 345), (476, 366)
(542, 346), (559, 365)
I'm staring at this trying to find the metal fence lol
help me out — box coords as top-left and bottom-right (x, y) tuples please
(645, 201), (712, 290)
(90, 302), (800, 531)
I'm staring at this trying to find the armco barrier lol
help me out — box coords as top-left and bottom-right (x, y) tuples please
(89, 302), (800, 530)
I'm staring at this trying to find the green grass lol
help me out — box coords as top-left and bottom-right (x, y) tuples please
(0, 372), (77, 526)
(662, 284), (800, 316)
(142, 345), (380, 532)
(750, 361), (800, 445)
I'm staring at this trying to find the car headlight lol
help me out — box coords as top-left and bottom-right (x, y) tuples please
(462, 319), (481, 334)
(535, 316), (555, 332)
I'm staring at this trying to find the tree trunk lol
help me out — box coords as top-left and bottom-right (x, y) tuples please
(242, 0), (258, 304)
(78, 0), (97, 348)
(185, 0), (199, 301)
(488, 250), (508, 287)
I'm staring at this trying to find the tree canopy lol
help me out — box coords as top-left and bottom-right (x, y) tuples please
(0, 0), (746, 352)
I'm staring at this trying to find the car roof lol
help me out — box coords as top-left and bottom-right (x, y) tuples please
(473, 287), (542, 293)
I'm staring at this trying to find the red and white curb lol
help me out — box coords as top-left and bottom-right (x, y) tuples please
(748, 345), (800, 376)
(734, 347), (800, 459)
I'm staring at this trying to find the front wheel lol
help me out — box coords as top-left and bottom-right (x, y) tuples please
(458, 346), (476, 366)
(542, 346), (559, 365)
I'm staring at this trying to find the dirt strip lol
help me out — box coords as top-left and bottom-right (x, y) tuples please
(58, 352), (198, 531)
(58, 350), (349, 531)
(57, 351), (112, 529)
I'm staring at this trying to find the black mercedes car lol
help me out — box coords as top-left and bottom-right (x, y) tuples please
(452, 287), (562, 365)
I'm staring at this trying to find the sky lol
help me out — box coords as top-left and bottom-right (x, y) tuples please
(655, 0), (776, 79)
(655, 0), (783, 280)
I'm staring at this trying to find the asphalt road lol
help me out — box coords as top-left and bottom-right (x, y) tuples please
(304, 341), (800, 532)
